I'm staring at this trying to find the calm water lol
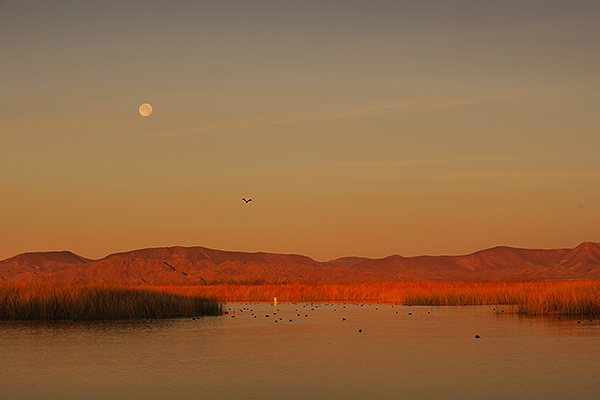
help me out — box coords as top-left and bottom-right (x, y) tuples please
(1, 303), (599, 400)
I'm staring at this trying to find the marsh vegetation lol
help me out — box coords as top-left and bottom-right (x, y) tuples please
(2, 280), (598, 320)
(0, 283), (223, 320)
(163, 280), (600, 316)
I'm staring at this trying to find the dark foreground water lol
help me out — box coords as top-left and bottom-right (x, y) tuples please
(1, 303), (599, 400)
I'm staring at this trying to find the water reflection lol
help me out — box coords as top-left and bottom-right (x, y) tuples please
(1, 303), (599, 399)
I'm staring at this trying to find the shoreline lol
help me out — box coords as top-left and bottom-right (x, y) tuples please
(1, 280), (599, 319)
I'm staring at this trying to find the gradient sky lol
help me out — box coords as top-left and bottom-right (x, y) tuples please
(1, 1), (599, 261)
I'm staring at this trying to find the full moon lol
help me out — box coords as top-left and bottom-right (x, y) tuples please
(139, 103), (153, 117)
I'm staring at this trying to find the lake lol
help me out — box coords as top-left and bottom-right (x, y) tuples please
(1, 302), (599, 399)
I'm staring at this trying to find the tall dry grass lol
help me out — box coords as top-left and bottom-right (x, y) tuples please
(159, 280), (600, 316)
(0, 283), (223, 320)
(2, 281), (597, 319)
(507, 280), (600, 315)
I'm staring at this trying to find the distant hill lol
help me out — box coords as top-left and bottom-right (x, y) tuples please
(0, 251), (90, 282)
(2, 242), (600, 285)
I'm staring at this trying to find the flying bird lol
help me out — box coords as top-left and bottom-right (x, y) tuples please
(242, 198), (252, 203)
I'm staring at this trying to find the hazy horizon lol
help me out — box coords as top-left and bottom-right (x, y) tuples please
(1, 1), (599, 261)
(3, 239), (599, 266)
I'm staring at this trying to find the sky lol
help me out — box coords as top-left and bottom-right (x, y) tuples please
(1, 1), (599, 261)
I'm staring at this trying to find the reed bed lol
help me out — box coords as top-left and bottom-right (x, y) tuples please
(2, 281), (598, 319)
(0, 283), (223, 320)
(159, 280), (600, 316)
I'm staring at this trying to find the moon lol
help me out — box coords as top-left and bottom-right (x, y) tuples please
(139, 103), (153, 117)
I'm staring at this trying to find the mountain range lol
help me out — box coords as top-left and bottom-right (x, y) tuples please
(2, 242), (600, 285)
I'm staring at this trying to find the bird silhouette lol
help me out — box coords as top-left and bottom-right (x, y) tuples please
(242, 198), (252, 203)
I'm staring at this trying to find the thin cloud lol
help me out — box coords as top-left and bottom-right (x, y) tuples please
(156, 83), (564, 138)
(157, 94), (518, 138)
